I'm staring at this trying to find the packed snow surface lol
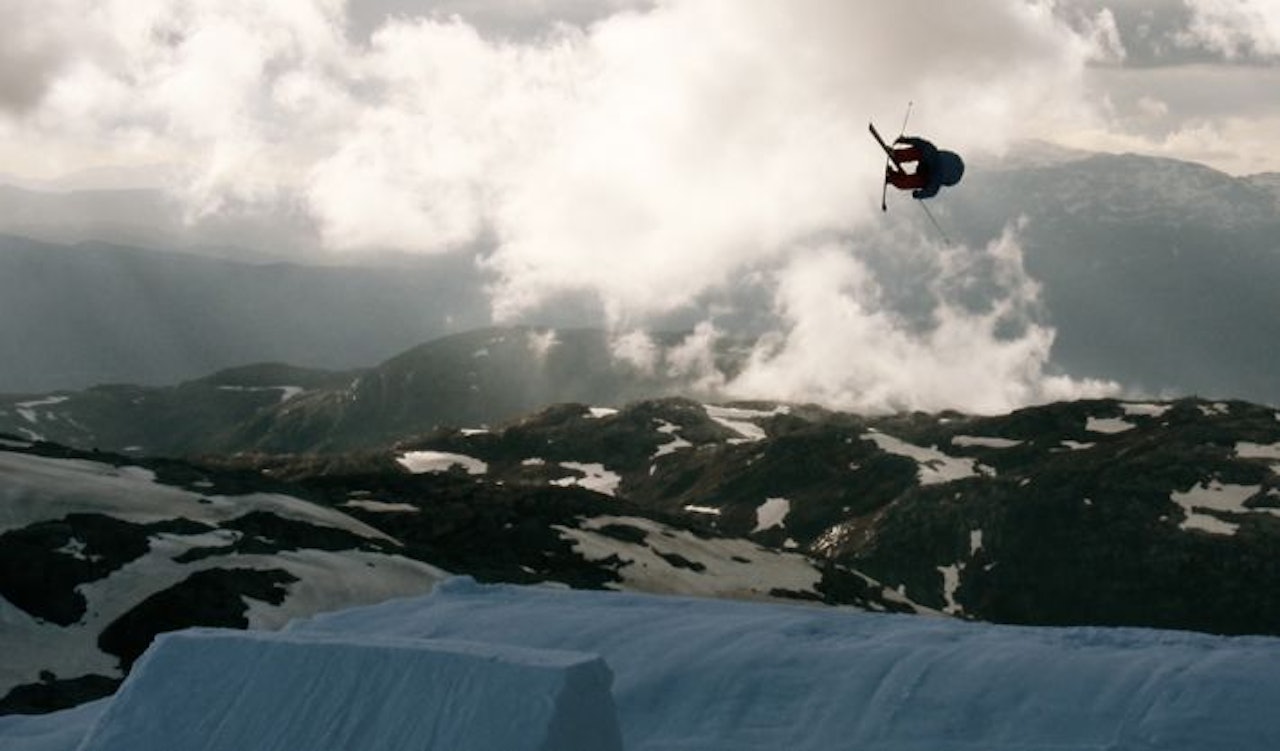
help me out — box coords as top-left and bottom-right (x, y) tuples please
(1086, 416), (1135, 434)
(0, 450), (393, 540)
(0, 697), (109, 751)
(864, 430), (983, 485)
(14, 396), (69, 424)
(550, 462), (621, 496)
(652, 420), (692, 458)
(8, 577), (1280, 750)
(1122, 402), (1172, 418)
(556, 515), (822, 599)
(1237, 440), (1280, 461)
(303, 578), (1280, 751)
(74, 629), (621, 751)
(952, 435), (1022, 449)
(702, 404), (784, 442)
(0, 447), (442, 696)
(396, 451), (488, 476)
(752, 497), (790, 532)
(341, 499), (420, 513)
(1171, 480), (1278, 536)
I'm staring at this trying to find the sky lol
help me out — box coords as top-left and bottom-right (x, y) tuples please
(8, 576), (1280, 750)
(1, 0), (1277, 414)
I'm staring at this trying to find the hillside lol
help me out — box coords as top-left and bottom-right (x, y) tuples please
(6, 388), (1279, 715)
(0, 431), (918, 715)
(0, 327), (746, 455)
(369, 394), (1280, 635)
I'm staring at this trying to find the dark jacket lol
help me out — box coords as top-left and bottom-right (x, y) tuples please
(900, 137), (965, 199)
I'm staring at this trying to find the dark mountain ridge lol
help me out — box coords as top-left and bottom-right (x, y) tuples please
(4, 384), (1279, 715)
(382, 394), (1280, 636)
(0, 327), (744, 455)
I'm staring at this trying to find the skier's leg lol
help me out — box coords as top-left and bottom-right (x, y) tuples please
(886, 170), (927, 190)
(892, 145), (923, 163)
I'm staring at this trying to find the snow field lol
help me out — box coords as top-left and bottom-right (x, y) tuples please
(396, 451), (488, 476)
(0, 450), (395, 541)
(74, 629), (622, 751)
(290, 577), (1280, 751)
(10, 577), (1280, 751)
(556, 515), (822, 600)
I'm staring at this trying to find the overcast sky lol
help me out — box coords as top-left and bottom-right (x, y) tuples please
(1, 0), (1275, 413)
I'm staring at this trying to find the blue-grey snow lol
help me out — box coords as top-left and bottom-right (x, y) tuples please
(5, 576), (1280, 750)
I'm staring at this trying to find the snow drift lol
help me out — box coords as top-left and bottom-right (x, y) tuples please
(6, 576), (1280, 750)
(293, 577), (1280, 751)
(74, 629), (621, 751)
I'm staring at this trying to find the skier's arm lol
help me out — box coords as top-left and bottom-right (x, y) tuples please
(896, 137), (938, 161)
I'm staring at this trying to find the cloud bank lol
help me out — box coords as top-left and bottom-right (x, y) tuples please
(1044, 0), (1280, 175)
(725, 225), (1117, 414)
(1, 0), (1128, 413)
(1181, 0), (1280, 59)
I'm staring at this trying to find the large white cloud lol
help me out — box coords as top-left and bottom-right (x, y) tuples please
(0, 0), (1124, 413)
(473, 0), (1108, 321)
(1042, 0), (1280, 175)
(0, 0), (75, 113)
(725, 225), (1117, 414)
(1181, 0), (1280, 58)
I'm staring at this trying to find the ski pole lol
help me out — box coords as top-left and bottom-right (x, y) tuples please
(881, 102), (914, 212)
(916, 200), (953, 246)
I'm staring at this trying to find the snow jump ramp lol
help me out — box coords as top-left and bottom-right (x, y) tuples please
(73, 629), (622, 751)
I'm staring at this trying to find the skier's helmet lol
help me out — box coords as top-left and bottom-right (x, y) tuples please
(937, 152), (965, 187)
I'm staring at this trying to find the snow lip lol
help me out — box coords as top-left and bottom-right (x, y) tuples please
(157, 627), (611, 670)
(75, 625), (622, 751)
(287, 576), (1280, 751)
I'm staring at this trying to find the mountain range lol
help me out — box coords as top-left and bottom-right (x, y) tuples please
(950, 150), (1280, 403)
(5, 376), (1279, 714)
(4, 146), (1280, 404)
(0, 327), (742, 455)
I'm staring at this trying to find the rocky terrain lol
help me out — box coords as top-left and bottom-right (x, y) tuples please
(7, 389), (1279, 715)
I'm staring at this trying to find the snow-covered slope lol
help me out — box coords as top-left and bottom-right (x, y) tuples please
(0, 432), (930, 715)
(291, 578), (1280, 750)
(0, 442), (445, 712)
(389, 396), (1280, 636)
(7, 393), (1280, 718)
(8, 576), (1280, 750)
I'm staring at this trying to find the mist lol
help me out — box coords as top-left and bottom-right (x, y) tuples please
(0, 0), (1132, 413)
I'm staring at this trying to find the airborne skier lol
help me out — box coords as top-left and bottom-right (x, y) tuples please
(869, 123), (964, 203)
(884, 136), (964, 199)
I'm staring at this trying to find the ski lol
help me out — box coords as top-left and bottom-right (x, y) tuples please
(870, 122), (902, 211)
(869, 122), (904, 170)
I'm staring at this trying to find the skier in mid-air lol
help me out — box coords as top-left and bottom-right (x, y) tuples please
(868, 122), (964, 203)
(868, 117), (963, 243)
(882, 136), (964, 200)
